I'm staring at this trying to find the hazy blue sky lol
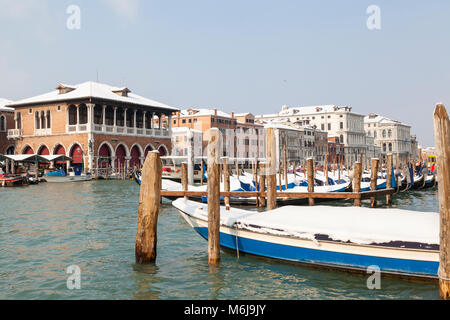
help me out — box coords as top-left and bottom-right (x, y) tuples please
(1, 0), (449, 146)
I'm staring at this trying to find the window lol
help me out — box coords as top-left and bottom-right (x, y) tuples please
(321, 124), (325, 131)
(57, 105), (61, 112)
(383, 143), (386, 152)
(340, 122), (343, 129)
(389, 143), (392, 152)
(188, 119), (192, 123)
(388, 129), (392, 138)
(328, 123), (331, 131)
(173, 120), (176, 124)
(29, 108), (32, 114)
(0, 115), (5, 132)
(182, 119), (186, 124)
(382, 130), (386, 138)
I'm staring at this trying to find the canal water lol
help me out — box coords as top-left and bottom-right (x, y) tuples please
(0, 180), (440, 299)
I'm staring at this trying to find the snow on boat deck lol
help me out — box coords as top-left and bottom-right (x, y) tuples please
(172, 198), (439, 246)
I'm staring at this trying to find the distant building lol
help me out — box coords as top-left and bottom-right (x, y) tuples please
(263, 123), (304, 165)
(257, 105), (368, 159)
(171, 108), (265, 162)
(0, 98), (15, 155)
(6, 82), (178, 171)
(171, 127), (203, 158)
(327, 137), (345, 165)
(364, 113), (416, 164)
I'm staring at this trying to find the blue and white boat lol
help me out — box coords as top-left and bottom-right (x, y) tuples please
(173, 198), (439, 279)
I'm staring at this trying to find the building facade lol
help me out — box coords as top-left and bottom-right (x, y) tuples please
(364, 113), (415, 164)
(172, 108), (265, 162)
(0, 98), (15, 155)
(7, 82), (178, 171)
(257, 105), (368, 159)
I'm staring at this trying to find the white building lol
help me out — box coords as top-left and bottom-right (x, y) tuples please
(364, 113), (415, 164)
(257, 105), (368, 160)
(171, 127), (203, 158)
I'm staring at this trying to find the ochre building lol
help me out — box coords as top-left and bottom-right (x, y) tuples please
(6, 82), (178, 171)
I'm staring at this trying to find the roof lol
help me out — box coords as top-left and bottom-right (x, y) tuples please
(0, 98), (13, 112)
(8, 82), (179, 111)
(257, 105), (358, 118)
(179, 108), (232, 118)
(171, 127), (203, 134)
(364, 113), (410, 127)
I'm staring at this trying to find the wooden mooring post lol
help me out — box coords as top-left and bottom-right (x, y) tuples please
(386, 154), (393, 206)
(433, 103), (450, 299)
(307, 158), (314, 206)
(353, 162), (362, 207)
(223, 157), (230, 210)
(370, 158), (379, 208)
(181, 162), (188, 200)
(266, 128), (277, 210)
(135, 151), (161, 263)
(259, 163), (266, 208)
(207, 129), (220, 265)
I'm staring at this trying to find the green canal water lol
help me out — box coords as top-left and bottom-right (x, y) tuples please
(0, 180), (440, 300)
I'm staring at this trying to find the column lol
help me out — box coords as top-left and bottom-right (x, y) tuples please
(151, 112), (155, 131)
(143, 111), (147, 131)
(133, 109), (137, 134)
(113, 107), (117, 129)
(102, 105), (106, 127)
(76, 106), (80, 131)
(124, 108), (128, 129)
(87, 103), (93, 131)
(168, 115), (172, 135)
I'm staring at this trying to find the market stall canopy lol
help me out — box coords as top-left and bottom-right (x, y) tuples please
(40, 155), (73, 162)
(3, 154), (57, 163)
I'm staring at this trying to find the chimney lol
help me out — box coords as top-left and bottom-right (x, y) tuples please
(231, 112), (234, 118)
(214, 109), (217, 116)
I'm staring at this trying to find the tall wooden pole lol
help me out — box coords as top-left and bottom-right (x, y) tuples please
(325, 151), (328, 186)
(200, 159), (204, 186)
(386, 154), (393, 205)
(353, 162), (362, 207)
(266, 128), (277, 210)
(370, 158), (379, 208)
(307, 158), (314, 206)
(253, 157), (259, 207)
(283, 142), (288, 191)
(136, 151), (161, 263)
(223, 157), (230, 210)
(207, 129), (220, 265)
(258, 163), (266, 208)
(433, 103), (450, 299)
(181, 162), (188, 200)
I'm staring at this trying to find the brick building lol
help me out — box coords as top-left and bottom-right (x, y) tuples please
(6, 82), (178, 171)
(171, 108), (264, 161)
(0, 98), (15, 155)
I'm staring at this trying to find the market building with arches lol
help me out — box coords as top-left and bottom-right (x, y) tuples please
(6, 81), (178, 172)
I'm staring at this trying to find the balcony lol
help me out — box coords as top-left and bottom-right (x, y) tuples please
(35, 128), (52, 136)
(90, 125), (171, 138)
(7, 129), (22, 140)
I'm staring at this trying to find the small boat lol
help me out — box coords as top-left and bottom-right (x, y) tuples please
(0, 174), (26, 187)
(43, 167), (92, 183)
(173, 198), (439, 279)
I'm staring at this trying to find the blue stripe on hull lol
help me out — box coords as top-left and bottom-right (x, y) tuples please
(194, 227), (438, 277)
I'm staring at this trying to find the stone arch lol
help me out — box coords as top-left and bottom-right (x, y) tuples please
(5, 144), (15, 155)
(52, 143), (67, 155)
(22, 145), (34, 154)
(69, 143), (84, 165)
(37, 143), (50, 155)
(157, 144), (168, 156)
(130, 143), (143, 168)
(97, 141), (114, 168)
(143, 143), (155, 158)
(115, 143), (129, 167)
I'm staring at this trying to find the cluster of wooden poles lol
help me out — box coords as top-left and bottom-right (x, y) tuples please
(92, 162), (142, 180)
(136, 104), (450, 300)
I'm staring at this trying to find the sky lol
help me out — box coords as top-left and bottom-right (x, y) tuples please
(1, 0), (449, 147)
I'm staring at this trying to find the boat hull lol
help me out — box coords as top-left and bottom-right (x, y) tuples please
(44, 175), (93, 183)
(177, 207), (439, 279)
